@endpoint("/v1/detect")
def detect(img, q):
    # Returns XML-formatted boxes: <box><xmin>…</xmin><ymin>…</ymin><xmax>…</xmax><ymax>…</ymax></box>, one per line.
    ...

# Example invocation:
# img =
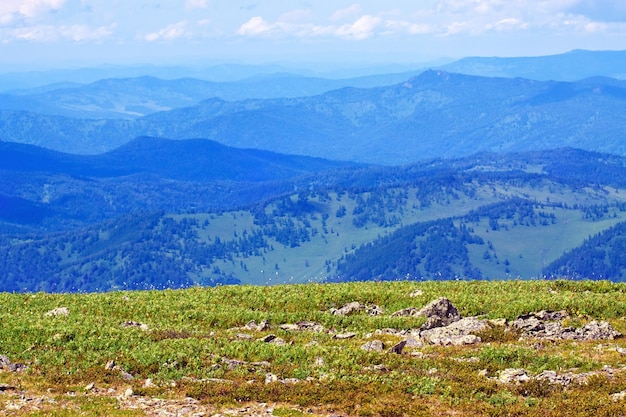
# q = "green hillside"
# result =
<box><xmin>1</xmin><ymin>280</ymin><xmax>626</xmax><ymax>416</ymax></box>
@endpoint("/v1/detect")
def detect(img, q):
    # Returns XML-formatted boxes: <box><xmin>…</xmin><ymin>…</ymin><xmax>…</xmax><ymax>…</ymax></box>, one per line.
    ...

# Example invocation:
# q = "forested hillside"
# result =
<box><xmin>4</xmin><ymin>143</ymin><xmax>626</xmax><ymax>291</ymax></box>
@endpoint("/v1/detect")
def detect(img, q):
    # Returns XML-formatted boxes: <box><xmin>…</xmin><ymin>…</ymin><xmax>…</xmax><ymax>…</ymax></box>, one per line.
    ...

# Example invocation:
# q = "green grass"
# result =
<box><xmin>2</xmin><ymin>280</ymin><xmax>626</xmax><ymax>416</ymax></box>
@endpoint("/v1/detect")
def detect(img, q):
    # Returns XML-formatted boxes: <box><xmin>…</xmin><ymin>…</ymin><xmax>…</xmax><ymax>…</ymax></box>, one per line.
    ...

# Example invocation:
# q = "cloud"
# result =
<box><xmin>7</xmin><ymin>23</ymin><xmax>114</xmax><ymax>42</ymax></box>
<box><xmin>0</xmin><ymin>0</ymin><xmax>65</xmax><ymax>25</ymax></box>
<box><xmin>237</xmin><ymin>16</ymin><xmax>273</xmax><ymax>36</ymax></box>
<box><xmin>330</xmin><ymin>4</ymin><xmax>362</xmax><ymax>22</ymax></box>
<box><xmin>335</xmin><ymin>15</ymin><xmax>382</xmax><ymax>39</ymax></box>
<box><xmin>143</xmin><ymin>21</ymin><xmax>189</xmax><ymax>42</ymax></box>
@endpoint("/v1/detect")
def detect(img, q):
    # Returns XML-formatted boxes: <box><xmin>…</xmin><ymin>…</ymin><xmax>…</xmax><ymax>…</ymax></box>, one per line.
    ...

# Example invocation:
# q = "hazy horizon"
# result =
<box><xmin>1</xmin><ymin>1</ymin><xmax>625</xmax><ymax>72</ymax></box>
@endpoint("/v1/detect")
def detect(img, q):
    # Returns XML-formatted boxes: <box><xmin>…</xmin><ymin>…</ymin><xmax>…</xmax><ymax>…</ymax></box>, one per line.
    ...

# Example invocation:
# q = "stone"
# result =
<box><xmin>279</xmin><ymin>321</ymin><xmax>325</xmax><ymax>332</ymax></box>
<box><xmin>244</xmin><ymin>320</ymin><xmax>270</xmax><ymax>331</ymax></box>
<box><xmin>265</xmin><ymin>373</ymin><xmax>279</xmax><ymax>384</ymax></box>
<box><xmin>404</xmin><ymin>336</ymin><xmax>424</xmax><ymax>348</ymax></box>
<box><xmin>333</xmin><ymin>332</ymin><xmax>356</xmax><ymax>340</ymax></box>
<box><xmin>104</xmin><ymin>360</ymin><xmax>116</xmax><ymax>370</ymax></box>
<box><xmin>330</xmin><ymin>301</ymin><xmax>383</xmax><ymax>316</ymax></box>
<box><xmin>498</xmin><ymin>368</ymin><xmax>530</xmax><ymax>384</ymax></box>
<box><xmin>143</xmin><ymin>378</ymin><xmax>155</xmax><ymax>388</ymax></box>
<box><xmin>417</xmin><ymin>298</ymin><xmax>461</xmax><ymax>330</ymax></box>
<box><xmin>510</xmin><ymin>312</ymin><xmax>621</xmax><ymax>341</ymax></box>
<box><xmin>611</xmin><ymin>390</ymin><xmax>626</xmax><ymax>402</ymax></box>
<box><xmin>331</xmin><ymin>301</ymin><xmax>364</xmax><ymax>316</ymax></box>
<box><xmin>122</xmin><ymin>388</ymin><xmax>134</xmax><ymax>398</ymax></box>
<box><xmin>84</xmin><ymin>382</ymin><xmax>95</xmax><ymax>391</ymax></box>
<box><xmin>391</xmin><ymin>307</ymin><xmax>420</xmax><ymax>317</ymax></box>
<box><xmin>257</xmin><ymin>334</ymin><xmax>276</xmax><ymax>343</ymax></box>
<box><xmin>236</xmin><ymin>333</ymin><xmax>253</xmax><ymax>340</ymax></box>
<box><xmin>313</xmin><ymin>357</ymin><xmax>326</xmax><ymax>367</ymax></box>
<box><xmin>420</xmin><ymin>317</ymin><xmax>488</xmax><ymax>346</ymax></box>
<box><xmin>45</xmin><ymin>307</ymin><xmax>69</xmax><ymax>317</ymax></box>
<box><xmin>361</xmin><ymin>340</ymin><xmax>385</xmax><ymax>352</ymax></box>
<box><xmin>409</xmin><ymin>289</ymin><xmax>424</xmax><ymax>297</ymax></box>
<box><xmin>0</xmin><ymin>355</ymin><xmax>26</xmax><ymax>372</ymax></box>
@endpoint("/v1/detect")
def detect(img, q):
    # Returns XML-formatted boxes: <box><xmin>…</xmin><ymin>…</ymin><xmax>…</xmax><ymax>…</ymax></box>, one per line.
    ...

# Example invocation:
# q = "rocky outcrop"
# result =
<box><xmin>420</xmin><ymin>317</ymin><xmax>489</xmax><ymax>346</ymax></box>
<box><xmin>279</xmin><ymin>321</ymin><xmax>325</xmax><ymax>333</ymax></box>
<box><xmin>510</xmin><ymin>310</ymin><xmax>621</xmax><ymax>341</ymax></box>
<box><xmin>330</xmin><ymin>301</ymin><xmax>383</xmax><ymax>316</ymax></box>
<box><xmin>494</xmin><ymin>365</ymin><xmax>626</xmax><ymax>387</ymax></box>
<box><xmin>391</xmin><ymin>298</ymin><xmax>460</xmax><ymax>330</ymax></box>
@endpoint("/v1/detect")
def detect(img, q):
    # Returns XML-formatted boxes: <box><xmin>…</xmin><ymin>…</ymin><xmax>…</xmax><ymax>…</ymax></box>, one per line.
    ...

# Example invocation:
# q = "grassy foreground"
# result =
<box><xmin>1</xmin><ymin>280</ymin><xmax>626</xmax><ymax>416</ymax></box>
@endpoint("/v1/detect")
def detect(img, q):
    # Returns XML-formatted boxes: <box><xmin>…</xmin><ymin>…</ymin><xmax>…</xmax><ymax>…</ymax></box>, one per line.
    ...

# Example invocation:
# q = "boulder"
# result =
<box><xmin>420</xmin><ymin>317</ymin><xmax>488</xmax><ymax>346</ymax></box>
<box><xmin>360</xmin><ymin>340</ymin><xmax>385</xmax><ymax>352</ymax></box>
<box><xmin>45</xmin><ymin>307</ymin><xmax>69</xmax><ymax>317</ymax></box>
<box><xmin>330</xmin><ymin>302</ymin><xmax>383</xmax><ymax>316</ymax></box>
<box><xmin>498</xmin><ymin>368</ymin><xmax>530</xmax><ymax>384</ymax></box>
<box><xmin>417</xmin><ymin>298</ymin><xmax>461</xmax><ymax>330</ymax></box>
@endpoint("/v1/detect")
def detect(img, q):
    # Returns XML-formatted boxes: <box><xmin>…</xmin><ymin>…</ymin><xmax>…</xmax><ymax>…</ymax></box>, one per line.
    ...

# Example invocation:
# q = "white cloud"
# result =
<box><xmin>335</xmin><ymin>15</ymin><xmax>381</xmax><ymax>39</ymax></box>
<box><xmin>143</xmin><ymin>21</ymin><xmax>189</xmax><ymax>42</ymax></box>
<box><xmin>237</xmin><ymin>16</ymin><xmax>273</xmax><ymax>36</ymax></box>
<box><xmin>0</xmin><ymin>0</ymin><xmax>65</xmax><ymax>25</ymax></box>
<box><xmin>8</xmin><ymin>23</ymin><xmax>114</xmax><ymax>42</ymax></box>
<box><xmin>330</xmin><ymin>4</ymin><xmax>362</xmax><ymax>22</ymax></box>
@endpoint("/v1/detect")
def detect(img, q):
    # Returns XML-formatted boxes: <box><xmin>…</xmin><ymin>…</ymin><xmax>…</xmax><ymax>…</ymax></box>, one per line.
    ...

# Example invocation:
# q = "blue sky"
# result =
<box><xmin>1</xmin><ymin>0</ymin><xmax>626</xmax><ymax>70</ymax></box>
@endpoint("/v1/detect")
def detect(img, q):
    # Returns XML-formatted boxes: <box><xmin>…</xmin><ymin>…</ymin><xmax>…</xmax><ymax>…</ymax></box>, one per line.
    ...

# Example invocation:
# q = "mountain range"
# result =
<box><xmin>3</xmin><ymin>49</ymin><xmax>626</xmax><ymax>292</ymax></box>
<box><xmin>2</xmin><ymin>69</ymin><xmax>625</xmax><ymax>163</ymax></box>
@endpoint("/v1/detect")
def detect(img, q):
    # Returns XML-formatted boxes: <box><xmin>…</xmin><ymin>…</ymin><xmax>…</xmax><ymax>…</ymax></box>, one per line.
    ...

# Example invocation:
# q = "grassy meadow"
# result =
<box><xmin>1</xmin><ymin>280</ymin><xmax>626</xmax><ymax>416</ymax></box>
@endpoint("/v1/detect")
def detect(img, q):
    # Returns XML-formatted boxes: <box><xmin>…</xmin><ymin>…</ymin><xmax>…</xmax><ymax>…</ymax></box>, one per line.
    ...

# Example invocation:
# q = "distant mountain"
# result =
<box><xmin>0</xmin><ymin>72</ymin><xmax>420</xmax><ymax>119</ymax></box>
<box><xmin>439</xmin><ymin>49</ymin><xmax>626</xmax><ymax>81</ymax></box>
<box><xmin>2</xmin><ymin>70</ymin><xmax>626</xmax><ymax>164</ymax></box>
<box><xmin>0</xmin><ymin>136</ymin><xmax>359</xmax><ymax>181</ymax></box>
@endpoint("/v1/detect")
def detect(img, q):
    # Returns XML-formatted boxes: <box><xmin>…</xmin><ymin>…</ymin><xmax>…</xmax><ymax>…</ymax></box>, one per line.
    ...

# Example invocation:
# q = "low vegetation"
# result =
<box><xmin>2</xmin><ymin>280</ymin><xmax>626</xmax><ymax>416</ymax></box>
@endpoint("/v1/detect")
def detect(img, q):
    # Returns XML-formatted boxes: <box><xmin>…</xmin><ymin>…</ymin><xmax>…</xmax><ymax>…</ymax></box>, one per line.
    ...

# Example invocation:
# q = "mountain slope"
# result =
<box><xmin>2</xmin><ymin>71</ymin><xmax>626</xmax><ymax>164</ymax></box>
<box><xmin>439</xmin><ymin>49</ymin><xmax>626</xmax><ymax>81</ymax></box>
<box><xmin>6</xmin><ymin>148</ymin><xmax>626</xmax><ymax>291</ymax></box>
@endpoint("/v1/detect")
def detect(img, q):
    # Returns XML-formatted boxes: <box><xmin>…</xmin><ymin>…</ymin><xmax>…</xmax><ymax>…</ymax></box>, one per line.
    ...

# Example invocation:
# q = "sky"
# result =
<box><xmin>1</xmin><ymin>0</ymin><xmax>626</xmax><ymax>70</ymax></box>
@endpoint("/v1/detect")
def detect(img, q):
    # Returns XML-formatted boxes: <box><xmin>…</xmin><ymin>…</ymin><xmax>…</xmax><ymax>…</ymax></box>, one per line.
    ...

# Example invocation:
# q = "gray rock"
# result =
<box><xmin>265</xmin><ymin>373</ymin><xmax>279</xmax><ymax>384</ymax></box>
<box><xmin>331</xmin><ymin>301</ymin><xmax>364</xmax><ymax>316</ymax></box>
<box><xmin>404</xmin><ymin>336</ymin><xmax>424</xmax><ymax>348</ymax></box>
<box><xmin>611</xmin><ymin>390</ymin><xmax>626</xmax><ymax>402</ymax></box>
<box><xmin>280</xmin><ymin>321</ymin><xmax>325</xmax><ymax>333</ymax></box>
<box><xmin>0</xmin><ymin>355</ymin><xmax>26</xmax><ymax>372</ymax></box>
<box><xmin>331</xmin><ymin>302</ymin><xmax>383</xmax><ymax>316</ymax></box>
<box><xmin>244</xmin><ymin>320</ymin><xmax>270</xmax><ymax>331</ymax></box>
<box><xmin>333</xmin><ymin>332</ymin><xmax>357</xmax><ymax>340</ymax></box>
<box><xmin>390</xmin><ymin>307</ymin><xmax>421</xmax><ymax>317</ymax></box>
<box><xmin>409</xmin><ymin>289</ymin><xmax>424</xmax><ymax>297</ymax></box>
<box><xmin>420</xmin><ymin>317</ymin><xmax>488</xmax><ymax>346</ymax></box>
<box><xmin>510</xmin><ymin>312</ymin><xmax>621</xmax><ymax>341</ymax></box>
<box><xmin>498</xmin><ymin>368</ymin><xmax>530</xmax><ymax>384</ymax></box>
<box><xmin>45</xmin><ymin>307</ymin><xmax>70</xmax><ymax>317</ymax></box>
<box><xmin>417</xmin><ymin>298</ymin><xmax>461</xmax><ymax>330</ymax></box>
<box><xmin>361</xmin><ymin>340</ymin><xmax>385</xmax><ymax>352</ymax></box>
